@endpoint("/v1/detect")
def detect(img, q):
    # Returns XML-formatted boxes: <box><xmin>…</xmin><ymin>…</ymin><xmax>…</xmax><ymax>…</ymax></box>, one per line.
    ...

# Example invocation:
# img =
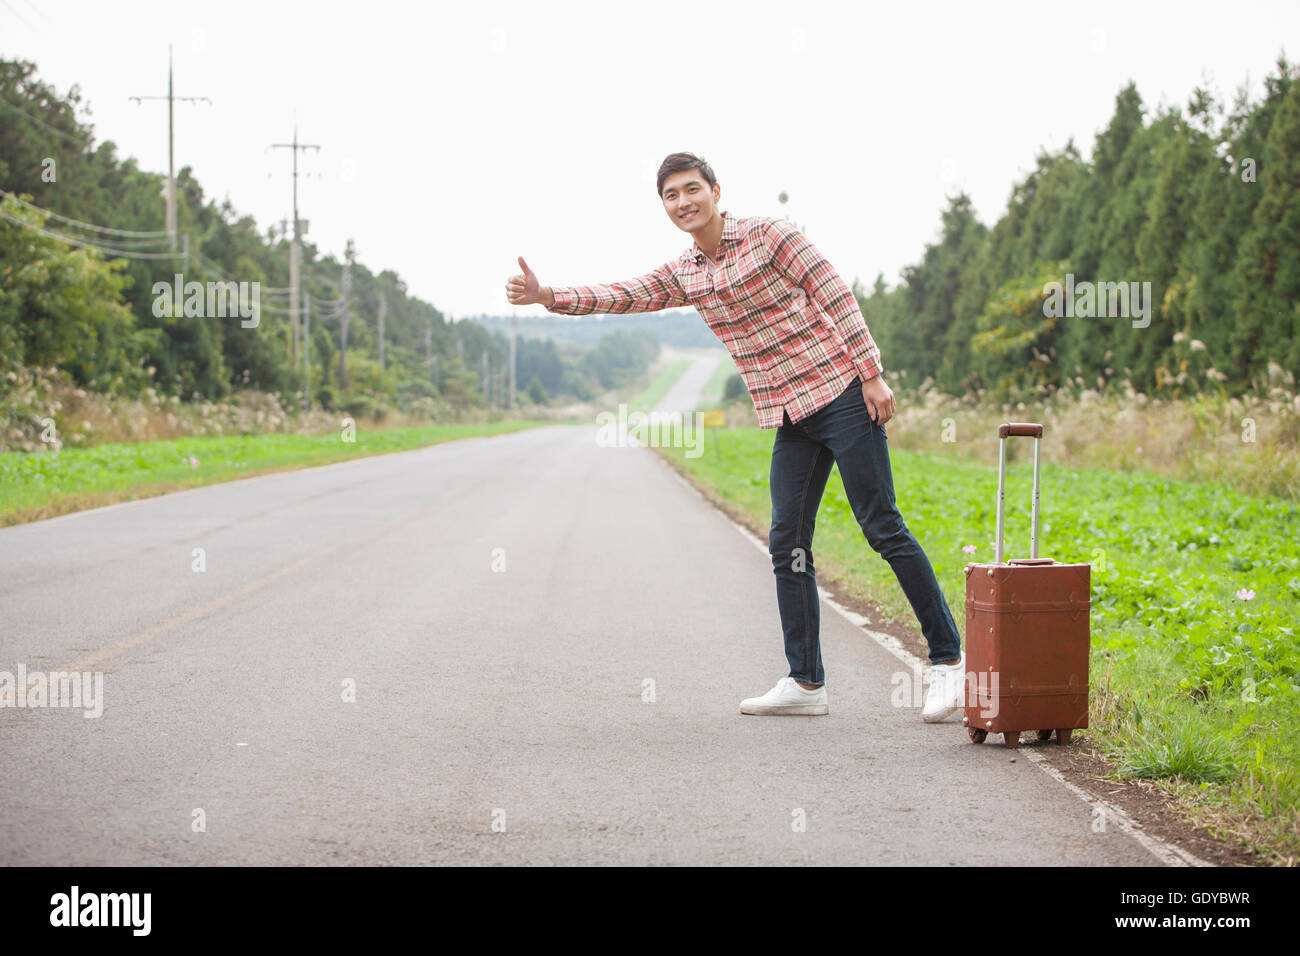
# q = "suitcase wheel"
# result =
<box><xmin>1055</xmin><ymin>728</ymin><xmax>1073</xmax><ymax>746</ymax></box>
<box><xmin>968</xmin><ymin>728</ymin><xmax>987</xmax><ymax>744</ymax></box>
<box><xmin>1036</xmin><ymin>729</ymin><xmax>1054</xmax><ymax>742</ymax></box>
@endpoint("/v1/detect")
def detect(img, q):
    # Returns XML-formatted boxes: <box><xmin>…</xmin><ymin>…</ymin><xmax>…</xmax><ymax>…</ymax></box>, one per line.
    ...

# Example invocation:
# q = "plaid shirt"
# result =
<box><xmin>545</xmin><ymin>210</ymin><xmax>884</xmax><ymax>429</ymax></box>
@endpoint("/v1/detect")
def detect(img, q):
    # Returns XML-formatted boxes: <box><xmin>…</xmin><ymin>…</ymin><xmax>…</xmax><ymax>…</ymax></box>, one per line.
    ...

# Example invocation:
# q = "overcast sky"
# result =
<box><xmin>2</xmin><ymin>1</ymin><xmax>1296</xmax><ymax>320</ymax></box>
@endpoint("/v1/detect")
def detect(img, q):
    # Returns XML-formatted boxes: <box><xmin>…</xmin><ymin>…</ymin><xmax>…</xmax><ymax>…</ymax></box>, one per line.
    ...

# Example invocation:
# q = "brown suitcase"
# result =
<box><xmin>962</xmin><ymin>423</ymin><xmax>1090</xmax><ymax>749</ymax></box>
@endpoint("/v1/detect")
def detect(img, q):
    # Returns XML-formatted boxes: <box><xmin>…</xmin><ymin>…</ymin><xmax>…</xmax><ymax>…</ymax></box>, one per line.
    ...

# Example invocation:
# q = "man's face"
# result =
<box><xmin>661</xmin><ymin>169</ymin><xmax>720</xmax><ymax>235</ymax></box>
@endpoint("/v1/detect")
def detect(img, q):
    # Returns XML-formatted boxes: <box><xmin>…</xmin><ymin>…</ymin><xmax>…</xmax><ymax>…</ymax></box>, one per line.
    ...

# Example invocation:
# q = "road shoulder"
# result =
<box><xmin>659</xmin><ymin>448</ymin><xmax>1265</xmax><ymax>868</ymax></box>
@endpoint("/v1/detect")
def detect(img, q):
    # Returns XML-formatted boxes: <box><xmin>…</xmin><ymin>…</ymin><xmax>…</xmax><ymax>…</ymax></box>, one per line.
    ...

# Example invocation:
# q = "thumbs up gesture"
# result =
<box><xmin>506</xmin><ymin>256</ymin><xmax>547</xmax><ymax>306</ymax></box>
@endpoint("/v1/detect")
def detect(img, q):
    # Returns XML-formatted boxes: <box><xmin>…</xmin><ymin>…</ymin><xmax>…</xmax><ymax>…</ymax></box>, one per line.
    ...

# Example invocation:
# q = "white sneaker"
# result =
<box><xmin>740</xmin><ymin>677</ymin><xmax>829</xmax><ymax>716</ymax></box>
<box><xmin>921</xmin><ymin>654</ymin><xmax>966</xmax><ymax>723</ymax></box>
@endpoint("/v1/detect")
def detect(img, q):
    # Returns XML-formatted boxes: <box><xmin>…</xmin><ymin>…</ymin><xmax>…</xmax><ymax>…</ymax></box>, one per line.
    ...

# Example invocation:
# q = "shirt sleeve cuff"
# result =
<box><xmin>544</xmin><ymin>288</ymin><xmax>573</xmax><ymax>313</ymax></box>
<box><xmin>856</xmin><ymin>351</ymin><xmax>884</xmax><ymax>382</ymax></box>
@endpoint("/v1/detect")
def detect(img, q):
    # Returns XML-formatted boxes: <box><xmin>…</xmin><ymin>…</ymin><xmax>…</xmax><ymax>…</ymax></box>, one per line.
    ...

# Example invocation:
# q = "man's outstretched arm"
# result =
<box><xmin>506</xmin><ymin>256</ymin><xmax>688</xmax><ymax>315</ymax></box>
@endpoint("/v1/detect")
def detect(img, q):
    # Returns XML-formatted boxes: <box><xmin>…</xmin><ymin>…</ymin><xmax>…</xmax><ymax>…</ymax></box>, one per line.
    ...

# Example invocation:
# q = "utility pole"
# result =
<box><xmin>377</xmin><ymin>294</ymin><xmax>387</xmax><ymax>369</ymax></box>
<box><xmin>304</xmin><ymin>291</ymin><xmax>312</xmax><ymax>410</ymax></box>
<box><xmin>270</xmin><ymin>125</ymin><xmax>320</xmax><ymax>364</ymax></box>
<box><xmin>482</xmin><ymin>352</ymin><xmax>490</xmax><ymax>407</ymax></box>
<box><xmin>130</xmin><ymin>44</ymin><xmax>211</xmax><ymax>251</ymax></box>
<box><xmin>339</xmin><ymin>239</ymin><xmax>354</xmax><ymax>389</ymax></box>
<box><xmin>425</xmin><ymin>320</ymin><xmax>440</xmax><ymax>389</ymax></box>
<box><xmin>274</xmin><ymin>218</ymin><xmax>293</xmax><ymax>359</ymax></box>
<box><xmin>509</xmin><ymin>316</ymin><xmax>517</xmax><ymax>410</ymax></box>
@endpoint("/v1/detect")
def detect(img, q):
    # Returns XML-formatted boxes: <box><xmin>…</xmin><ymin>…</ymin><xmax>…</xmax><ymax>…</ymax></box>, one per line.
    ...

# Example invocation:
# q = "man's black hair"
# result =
<box><xmin>657</xmin><ymin>152</ymin><xmax>717</xmax><ymax>197</ymax></box>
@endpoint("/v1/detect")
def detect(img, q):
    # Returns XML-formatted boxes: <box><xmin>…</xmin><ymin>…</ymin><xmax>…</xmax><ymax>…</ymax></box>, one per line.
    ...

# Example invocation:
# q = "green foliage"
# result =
<box><xmin>0</xmin><ymin>57</ymin><xmax>629</xmax><ymax>419</ymax></box>
<box><xmin>858</xmin><ymin>57</ymin><xmax>1300</xmax><ymax>400</ymax></box>
<box><xmin>578</xmin><ymin>329</ymin><xmax>659</xmax><ymax>389</ymax></box>
<box><xmin>0</xmin><ymin>195</ymin><xmax>158</xmax><ymax>390</ymax></box>
<box><xmin>1115</xmin><ymin>715</ymin><xmax>1238</xmax><ymax>784</ymax></box>
<box><xmin>1232</xmin><ymin>67</ymin><xmax>1300</xmax><ymax>380</ymax></box>
<box><xmin>971</xmin><ymin>261</ymin><xmax>1063</xmax><ymax>396</ymax></box>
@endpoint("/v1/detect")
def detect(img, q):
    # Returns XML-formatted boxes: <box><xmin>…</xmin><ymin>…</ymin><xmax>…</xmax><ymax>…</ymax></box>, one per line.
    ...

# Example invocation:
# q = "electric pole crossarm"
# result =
<box><xmin>129</xmin><ymin>44</ymin><xmax>211</xmax><ymax>251</ymax></box>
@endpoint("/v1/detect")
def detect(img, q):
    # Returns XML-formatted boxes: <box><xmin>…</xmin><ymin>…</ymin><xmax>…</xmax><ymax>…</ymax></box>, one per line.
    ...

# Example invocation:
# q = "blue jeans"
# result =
<box><xmin>768</xmin><ymin>376</ymin><xmax>963</xmax><ymax>686</ymax></box>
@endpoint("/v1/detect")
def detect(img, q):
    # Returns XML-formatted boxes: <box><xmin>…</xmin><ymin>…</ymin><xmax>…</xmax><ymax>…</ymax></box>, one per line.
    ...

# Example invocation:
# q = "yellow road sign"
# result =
<box><xmin>700</xmin><ymin>410</ymin><xmax>726</xmax><ymax>427</ymax></box>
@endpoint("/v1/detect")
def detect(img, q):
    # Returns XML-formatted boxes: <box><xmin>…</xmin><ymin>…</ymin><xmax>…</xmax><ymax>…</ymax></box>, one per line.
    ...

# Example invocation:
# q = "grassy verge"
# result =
<box><xmin>0</xmin><ymin>421</ymin><xmax>544</xmax><ymax>526</ymax></box>
<box><xmin>0</xmin><ymin>350</ymin><xmax>692</xmax><ymax>527</ymax></box>
<box><xmin>652</xmin><ymin>426</ymin><xmax>1300</xmax><ymax>864</ymax></box>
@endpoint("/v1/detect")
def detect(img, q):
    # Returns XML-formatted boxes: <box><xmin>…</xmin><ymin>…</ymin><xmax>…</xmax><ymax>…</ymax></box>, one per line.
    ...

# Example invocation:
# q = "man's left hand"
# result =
<box><xmin>861</xmin><ymin>374</ymin><xmax>895</xmax><ymax>425</ymax></box>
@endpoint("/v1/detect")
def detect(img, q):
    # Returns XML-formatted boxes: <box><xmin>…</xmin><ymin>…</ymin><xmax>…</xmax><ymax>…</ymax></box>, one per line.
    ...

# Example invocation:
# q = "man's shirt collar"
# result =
<box><xmin>686</xmin><ymin>209</ymin><xmax>739</xmax><ymax>265</ymax></box>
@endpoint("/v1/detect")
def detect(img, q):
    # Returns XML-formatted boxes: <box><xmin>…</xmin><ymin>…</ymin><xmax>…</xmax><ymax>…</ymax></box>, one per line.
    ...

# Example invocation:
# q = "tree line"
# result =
<box><xmin>860</xmin><ymin>55</ymin><xmax>1299</xmax><ymax>400</ymax></box>
<box><xmin>5</xmin><ymin>55</ymin><xmax>1296</xmax><ymax>415</ymax></box>
<box><xmin>0</xmin><ymin>58</ymin><xmax>656</xmax><ymax>416</ymax></box>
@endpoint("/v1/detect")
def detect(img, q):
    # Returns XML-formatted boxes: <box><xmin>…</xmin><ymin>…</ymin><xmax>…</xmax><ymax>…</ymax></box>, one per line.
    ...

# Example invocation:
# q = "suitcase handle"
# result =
<box><xmin>998</xmin><ymin>422</ymin><xmax>1044</xmax><ymax>439</ymax></box>
<box><xmin>995</xmin><ymin>422</ymin><xmax>1043</xmax><ymax>565</ymax></box>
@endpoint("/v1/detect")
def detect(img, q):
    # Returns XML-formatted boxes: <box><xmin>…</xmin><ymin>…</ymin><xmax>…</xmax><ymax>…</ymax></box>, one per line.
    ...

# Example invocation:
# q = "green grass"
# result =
<box><xmin>653</xmin><ymin>426</ymin><xmax>1300</xmax><ymax>862</ymax></box>
<box><xmin>1114</xmin><ymin>713</ymin><xmax>1238</xmax><ymax>784</ymax></box>
<box><xmin>0</xmin><ymin>421</ymin><xmax>545</xmax><ymax>525</ymax></box>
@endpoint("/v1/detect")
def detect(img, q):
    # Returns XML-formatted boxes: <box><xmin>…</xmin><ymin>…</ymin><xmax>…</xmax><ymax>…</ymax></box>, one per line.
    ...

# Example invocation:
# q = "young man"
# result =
<box><xmin>505</xmin><ymin>152</ymin><xmax>966</xmax><ymax>722</ymax></box>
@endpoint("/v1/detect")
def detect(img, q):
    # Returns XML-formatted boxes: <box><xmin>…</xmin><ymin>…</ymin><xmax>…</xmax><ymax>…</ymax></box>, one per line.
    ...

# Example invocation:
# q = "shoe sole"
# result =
<box><xmin>740</xmin><ymin>703</ymin><xmax>829</xmax><ymax>716</ymax></box>
<box><xmin>921</xmin><ymin>703</ymin><xmax>960</xmax><ymax>723</ymax></box>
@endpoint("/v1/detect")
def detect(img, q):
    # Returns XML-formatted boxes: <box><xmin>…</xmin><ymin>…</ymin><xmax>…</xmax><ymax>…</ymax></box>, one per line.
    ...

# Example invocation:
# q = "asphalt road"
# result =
<box><xmin>0</xmin><ymin>417</ymin><xmax>1166</xmax><ymax>865</ymax></box>
<box><xmin>651</xmin><ymin>347</ymin><xmax>724</xmax><ymax>416</ymax></box>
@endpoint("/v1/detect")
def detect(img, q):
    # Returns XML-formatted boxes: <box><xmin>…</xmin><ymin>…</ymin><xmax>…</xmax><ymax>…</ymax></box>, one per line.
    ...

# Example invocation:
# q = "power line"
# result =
<box><xmin>0</xmin><ymin>190</ymin><xmax>177</xmax><ymax>260</ymax></box>
<box><xmin>0</xmin><ymin>208</ymin><xmax>179</xmax><ymax>260</ymax></box>
<box><xmin>53</xmin><ymin>232</ymin><xmax>171</xmax><ymax>249</ymax></box>
<box><xmin>0</xmin><ymin>94</ymin><xmax>89</xmax><ymax>148</ymax></box>
<box><xmin>14</xmin><ymin>0</ymin><xmax>53</xmax><ymax>30</ymax></box>
<box><xmin>0</xmin><ymin>188</ymin><xmax>170</xmax><ymax>237</ymax></box>
<box><xmin>0</xmin><ymin>0</ymin><xmax>38</xmax><ymax>35</ymax></box>
<box><xmin>192</xmin><ymin>250</ymin><xmax>235</xmax><ymax>276</ymax></box>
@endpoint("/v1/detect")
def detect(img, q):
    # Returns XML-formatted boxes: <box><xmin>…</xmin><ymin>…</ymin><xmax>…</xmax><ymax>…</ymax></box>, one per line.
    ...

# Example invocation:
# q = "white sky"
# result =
<box><xmin>2</xmin><ymin>0</ymin><xmax>1296</xmax><ymax>320</ymax></box>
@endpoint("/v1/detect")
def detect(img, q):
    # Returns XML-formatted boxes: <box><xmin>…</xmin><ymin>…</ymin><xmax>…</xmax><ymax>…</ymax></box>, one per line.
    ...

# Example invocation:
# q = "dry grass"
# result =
<box><xmin>7</xmin><ymin>361</ymin><xmax>1297</xmax><ymax>503</ymax></box>
<box><xmin>882</xmin><ymin>365</ymin><xmax>1300</xmax><ymax>501</ymax></box>
<box><xmin>0</xmin><ymin>365</ymin><xmax>555</xmax><ymax>451</ymax></box>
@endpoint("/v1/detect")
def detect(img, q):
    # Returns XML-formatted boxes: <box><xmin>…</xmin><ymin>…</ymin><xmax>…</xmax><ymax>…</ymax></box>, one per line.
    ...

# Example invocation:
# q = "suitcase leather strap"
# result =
<box><xmin>968</xmin><ymin>596</ymin><xmax>1090</xmax><ymax>613</ymax></box>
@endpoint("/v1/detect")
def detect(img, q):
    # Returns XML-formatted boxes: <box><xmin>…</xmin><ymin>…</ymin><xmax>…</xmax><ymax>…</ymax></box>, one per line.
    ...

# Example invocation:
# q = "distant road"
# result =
<box><xmin>650</xmin><ymin>347</ymin><xmax>724</xmax><ymax>416</ymax></box>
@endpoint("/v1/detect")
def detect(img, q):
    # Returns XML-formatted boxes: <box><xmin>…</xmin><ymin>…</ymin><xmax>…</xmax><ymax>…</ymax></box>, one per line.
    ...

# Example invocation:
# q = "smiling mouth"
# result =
<box><xmin>679</xmin><ymin>210</ymin><xmax>697</xmax><ymax>220</ymax></box>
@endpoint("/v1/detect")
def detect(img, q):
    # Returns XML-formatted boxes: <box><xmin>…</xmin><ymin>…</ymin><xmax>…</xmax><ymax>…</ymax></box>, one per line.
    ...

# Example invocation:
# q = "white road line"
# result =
<box><xmin>651</xmin><ymin>445</ymin><xmax>1213</xmax><ymax>868</ymax></box>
